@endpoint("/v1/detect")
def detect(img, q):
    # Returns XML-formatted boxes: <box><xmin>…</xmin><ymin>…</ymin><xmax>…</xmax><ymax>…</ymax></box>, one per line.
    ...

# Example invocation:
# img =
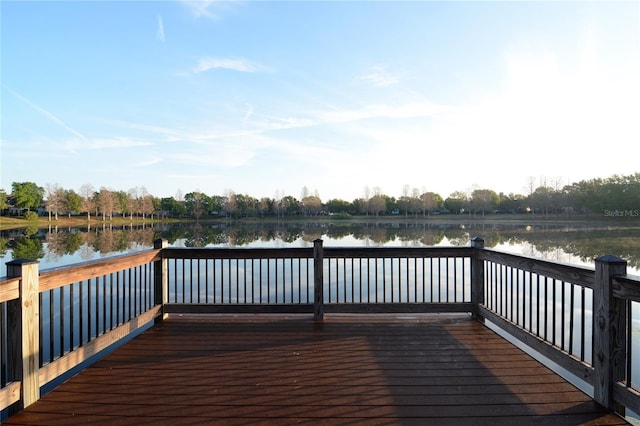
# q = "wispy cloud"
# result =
<box><xmin>357</xmin><ymin>66</ymin><xmax>399</xmax><ymax>87</ymax></box>
<box><xmin>192</xmin><ymin>57</ymin><xmax>270</xmax><ymax>74</ymax></box>
<box><xmin>242</xmin><ymin>104</ymin><xmax>253</xmax><ymax>127</ymax></box>
<box><xmin>4</xmin><ymin>85</ymin><xmax>87</xmax><ymax>141</ymax></box>
<box><xmin>180</xmin><ymin>0</ymin><xmax>220</xmax><ymax>19</ymax></box>
<box><xmin>133</xmin><ymin>156</ymin><xmax>163</xmax><ymax>168</ymax></box>
<box><xmin>314</xmin><ymin>101</ymin><xmax>451</xmax><ymax>124</ymax></box>
<box><xmin>168</xmin><ymin>173</ymin><xmax>221</xmax><ymax>180</ymax></box>
<box><xmin>63</xmin><ymin>137</ymin><xmax>152</xmax><ymax>153</ymax></box>
<box><xmin>96</xmin><ymin>118</ymin><xmax>184</xmax><ymax>139</ymax></box>
<box><xmin>156</xmin><ymin>15</ymin><xmax>165</xmax><ymax>42</ymax></box>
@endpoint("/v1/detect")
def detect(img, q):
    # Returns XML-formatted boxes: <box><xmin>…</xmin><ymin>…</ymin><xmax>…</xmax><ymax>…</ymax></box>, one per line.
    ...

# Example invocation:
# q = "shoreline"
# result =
<box><xmin>2</xmin><ymin>213</ymin><xmax>639</xmax><ymax>232</ymax></box>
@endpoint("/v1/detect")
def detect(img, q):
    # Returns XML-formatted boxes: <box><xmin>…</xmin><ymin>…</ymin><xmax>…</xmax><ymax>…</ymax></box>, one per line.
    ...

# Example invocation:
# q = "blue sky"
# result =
<box><xmin>2</xmin><ymin>1</ymin><xmax>639</xmax><ymax>202</ymax></box>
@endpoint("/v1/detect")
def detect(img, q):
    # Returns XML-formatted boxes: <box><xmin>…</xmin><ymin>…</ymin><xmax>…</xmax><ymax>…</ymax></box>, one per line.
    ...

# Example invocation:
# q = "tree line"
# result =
<box><xmin>1</xmin><ymin>173</ymin><xmax>639</xmax><ymax>220</ymax></box>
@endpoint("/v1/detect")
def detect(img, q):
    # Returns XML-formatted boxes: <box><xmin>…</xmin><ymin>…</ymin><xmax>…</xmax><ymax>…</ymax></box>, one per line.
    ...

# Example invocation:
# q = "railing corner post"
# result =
<box><xmin>6</xmin><ymin>259</ymin><xmax>41</xmax><ymax>410</ymax></box>
<box><xmin>313</xmin><ymin>238</ymin><xmax>324</xmax><ymax>321</ymax></box>
<box><xmin>470</xmin><ymin>237</ymin><xmax>485</xmax><ymax>249</ymax></box>
<box><xmin>154</xmin><ymin>239</ymin><xmax>169</xmax><ymax>321</ymax></box>
<box><xmin>470</xmin><ymin>237</ymin><xmax>485</xmax><ymax>321</ymax></box>
<box><xmin>593</xmin><ymin>254</ymin><xmax>627</xmax><ymax>412</ymax></box>
<box><xmin>154</xmin><ymin>238</ymin><xmax>168</xmax><ymax>249</ymax></box>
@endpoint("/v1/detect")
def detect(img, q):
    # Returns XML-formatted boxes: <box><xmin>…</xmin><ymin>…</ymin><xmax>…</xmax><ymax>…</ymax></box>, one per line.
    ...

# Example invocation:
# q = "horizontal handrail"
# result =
<box><xmin>38</xmin><ymin>249</ymin><xmax>162</xmax><ymax>292</ymax></box>
<box><xmin>162</xmin><ymin>247</ymin><xmax>312</xmax><ymax>260</ymax></box>
<box><xmin>612</xmin><ymin>273</ymin><xmax>640</xmax><ymax>302</ymax></box>
<box><xmin>477</xmin><ymin>249</ymin><xmax>595</xmax><ymax>289</ymax></box>
<box><xmin>0</xmin><ymin>277</ymin><xmax>20</xmax><ymax>303</ymax></box>
<box><xmin>324</xmin><ymin>246</ymin><xmax>474</xmax><ymax>258</ymax></box>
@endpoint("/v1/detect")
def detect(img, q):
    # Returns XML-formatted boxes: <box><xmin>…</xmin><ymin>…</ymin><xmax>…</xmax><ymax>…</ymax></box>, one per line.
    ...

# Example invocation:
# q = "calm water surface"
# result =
<box><xmin>2</xmin><ymin>220</ymin><xmax>640</xmax><ymax>274</ymax></box>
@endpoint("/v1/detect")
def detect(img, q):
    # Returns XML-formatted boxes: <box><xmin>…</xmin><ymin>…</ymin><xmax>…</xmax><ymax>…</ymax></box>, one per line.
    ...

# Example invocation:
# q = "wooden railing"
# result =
<box><xmin>0</xmin><ymin>248</ymin><xmax>162</xmax><ymax>415</ymax></box>
<box><xmin>474</xmin><ymin>241</ymin><xmax>640</xmax><ymax>417</ymax></box>
<box><xmin>161</xmin><ymin>241</ymin><xmax>475</xmax><ymax>316</ymax></box>
<box><xmin>1</xmin><ymin>238</ymin><xmax>638</xmax><ymax>419</ymax></box>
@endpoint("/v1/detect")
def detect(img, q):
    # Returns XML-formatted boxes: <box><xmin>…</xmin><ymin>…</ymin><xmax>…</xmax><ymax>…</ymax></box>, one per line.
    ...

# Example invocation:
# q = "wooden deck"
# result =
<box><xmin>4</xmin><ymin>314</ymin><xmax>628</xmax><ymax>425</ymax></box>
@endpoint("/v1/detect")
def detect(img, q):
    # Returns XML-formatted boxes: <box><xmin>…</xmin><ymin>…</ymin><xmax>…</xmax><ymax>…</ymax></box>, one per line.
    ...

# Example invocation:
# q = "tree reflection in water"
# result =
<box><xmin>1</xmin><ymin>220</ymin><xmax>639</xmax><ymax>273</ymax></box>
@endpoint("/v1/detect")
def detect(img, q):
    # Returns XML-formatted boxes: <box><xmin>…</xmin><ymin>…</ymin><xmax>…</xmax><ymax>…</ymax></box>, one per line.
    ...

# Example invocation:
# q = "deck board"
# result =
<box><xmin>4</xmin><ymin>313</ymin><xmax>628</xmax><ymax>425</ymax></box>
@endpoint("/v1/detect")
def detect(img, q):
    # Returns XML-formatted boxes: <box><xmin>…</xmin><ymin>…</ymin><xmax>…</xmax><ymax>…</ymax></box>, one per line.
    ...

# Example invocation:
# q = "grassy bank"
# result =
<box><xmin>0</xmin><ymin>216</ymin><xmax>172</xmax><ymax>231</ymax></box>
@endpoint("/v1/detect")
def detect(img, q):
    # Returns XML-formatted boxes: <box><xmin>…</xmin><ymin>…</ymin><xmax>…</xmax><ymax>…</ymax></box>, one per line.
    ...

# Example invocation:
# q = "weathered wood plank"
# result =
<box><xmin>613</xmin><ymin>382</ymin><xmax>640</xmax><ymax>415</ymax></box>
<box><xmin>324</xmin><ymin>246</ymin><xmax>474</xmax><ymax>259</ymax></box>
<box><xmin>6</xmin><ymin>260</ymin><xmax>40</xmax><ymax>409</ymax></box>
<box><xmin>0</xmin><ymin>381</ymin><xmax>21</xmax><ymax>411</ymax></box>
<box><xmin>0</xmin><ymin>277</ymin><xmax>20</xmax><ymax>303</ymax></box>
<box><xmin>161</xmin><ymin>247</ymin><xmax>313</xmax><ymax>260</ymax></box>
<box><xmin>612</xmin><ymin>274</ymin><xmax>640</xmax><ymax>303</ymax></box>
<box><xmin>593</xmin><ymin>255</ymin><xmax>628</xmax><ymax>410</ymax></box>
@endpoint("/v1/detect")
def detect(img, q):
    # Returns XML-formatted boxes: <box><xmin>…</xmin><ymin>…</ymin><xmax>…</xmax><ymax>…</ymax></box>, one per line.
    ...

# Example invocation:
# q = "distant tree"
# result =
<box><xmin>301</xmin><ymin>195</ymin><xmax>322</xmax><ymax>216</ymax></box>
<box><xmin>79</xmin><ymin>184</ymin><xmax>95</xmax><ymax>220</ymax></box>
<box><xmin>140</xmin><ymin>187</ymin><xmax>155</xmax><ymax>219</ymax></box>
<box><xmin>64</xmin><ymin>189</ymin><xmax>83</xmax><ymax>217</ymax></box>
<box><xmin>45</xmin><ymin>183</ymin><xmax>63</xmax><ymax>220</ymax></box>
<box><xmin>54</xmin><ymin>187</ymin><xmax>68</xmax><ymax>219</ymax></box>
<box><xmin>225</xmin><ymin>190</ymin><xmax>237</xmax><ymax>218</ymax></box>
<box><xmin>234</xmin><ymin>194</ymin><xmax>257</xmax><ymax>217</ymax></box>
<box><xmin>444</xmin><ymin>191</ymin><xmax>468</xmax><ymax>214</ymax></box>
<box><xmin>352</xmin><ymin>198</ymin><xmax>367</xmax><ymax>215</ymax></box>
<box><xmin>0</xmin><ymin>189</ymin><xmax>8</xmax><ymax>212</ymax></box>
<box><xmin>420</xmin><ymin>192</ymin><xmax>443</xmax><ymax>216</ymax></box>
<box><xmin>399</xmin><ymin>184</ymin><xmax>411</xmax><ymax>216</ymax></box>
<box><xmin>210</xmin><ymin>195</ymin><xmax>226</xmax><ymax>214</ymax></box>
<box><xmin>363</xmin><ymin>186</ymin><xmax>371</xmax><ymax>216</ymax></box>
<box><xmin>398</xmin><ymin>195</ymin><xmax>411</xmax><ymax>216</ymax></box>
<box><xmin>369</xmin><ymin>195</ymin><xmax>386</xmax><ymax>216</ymax></box>
<box><xmin>97</xmin><ymin>187</ymin><xmax>115</xmax><ymax>220</ymax></box>
<box><xmin>160</xmin><ymin>197</ymin><xmax>186</xmax><ymax>218</ymax></box>
<box><xmin>385</xmin><ymin>195</ymin><xmax>398</xmax><ymax>214</ymax></box>
<box><xmin>12</xmin><ymin>181</ymin><xmax>44</xmax><ymax>212</ymax></box>
<box><xmin>409</xmin><ymin>188</ymin><xmax>422</xmax><ymax>217</ymax></box>
<box><xmin>185</xmin><ymin>191</ymin><xmax>212</xmax><ymax>219</ymax></box>
<box><xmin>497</xmin><ymin>193</ymin><xmax>525</xmax><ymax>213</ymax></box>
<box><xmin>528</xmin><ymin>186</ymin><xmax>555</xmax><ymax>215</ymax></box>
<box><xmin>325</xmin><ymin>199</ymin><xmax>354</xmax><ymax>215</ymax></box>
<box><xmin>257</xmin><ymin>197</ymin><xmax>273</xmax><ymax>217</ymax></box>
<box><xmin>280</xmin><ymin>195</ymin><xmax>300</xmax><ymax>216</ymax></box>
<box><xmin>469</xmin><ymin>189</ymin><xmax>499</xmax><ymax>215</ymax></box>
<box><xmin>369</xmin><ymin>187</ymin><xmax>385</xmax><ymax>216</ymax></box>
<box><xmin>127</xmin><ymin>187</ymin><xmax>141</xmax><ymax>218</ymax></box>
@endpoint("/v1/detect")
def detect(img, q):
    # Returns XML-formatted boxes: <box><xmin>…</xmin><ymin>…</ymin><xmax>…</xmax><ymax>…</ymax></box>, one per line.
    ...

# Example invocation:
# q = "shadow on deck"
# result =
<box><xmin>4</xmin><ymin>314</ymin><xmax>627</xmax><ymax>425</ymax></box>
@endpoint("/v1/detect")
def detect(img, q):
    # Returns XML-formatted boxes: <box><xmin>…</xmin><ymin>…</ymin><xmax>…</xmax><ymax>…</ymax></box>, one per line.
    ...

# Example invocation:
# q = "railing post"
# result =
<box><xmin>470</xmin><ymin>237</ymin><xmax>485</xmax><ymax>321</ymax></box>
<box><xmin>313</xmin><ymin>238</ymin><xmax>324</xmax><ymax>321</ymax></box>
<box><xmin>593</xmin><ymin>254</ymin><xmax>627</xmax><ymax>412</ymax></box>
<box><xmin>6</xmin><ymin>259</ymin><xmax>40</xmax><ymax>410</ymax></box>
<box><xmin>154</xmin><ymin>239</ymin><xmax>169</xmax><ymax>321</ymax></box>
